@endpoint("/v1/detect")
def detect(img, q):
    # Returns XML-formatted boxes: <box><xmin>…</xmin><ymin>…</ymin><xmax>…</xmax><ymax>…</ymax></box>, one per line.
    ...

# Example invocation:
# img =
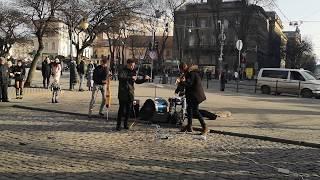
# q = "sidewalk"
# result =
<box><xmin>4</xmin><ymin>79</ymin><xmax>320</xmax><ymax>146</ymax></box>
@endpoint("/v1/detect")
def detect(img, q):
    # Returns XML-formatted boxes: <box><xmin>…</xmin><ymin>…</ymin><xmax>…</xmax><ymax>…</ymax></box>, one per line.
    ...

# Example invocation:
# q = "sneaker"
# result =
<box><xmin>201</xmin><ymin>126</ymin><xmax>209</xmax><ymax>136</ymax></box>
<box><xmin>19</xmin><ymin>96</ymin><xmax>23</xmax><ymax>99</ymax></box>
<box><xmin>116</xmin><ymin>126</ymin><xmax>121</xmax><ymax>131</ymax></box>
<box><xmin>99</xmin><ymin>112</ymin><xmax>104</xmax><ymax>117</ymax></box>
<box><xmin>55</xmin><ymin>100</ymin><xmax>59</xmax><ymax>103</ymax></box>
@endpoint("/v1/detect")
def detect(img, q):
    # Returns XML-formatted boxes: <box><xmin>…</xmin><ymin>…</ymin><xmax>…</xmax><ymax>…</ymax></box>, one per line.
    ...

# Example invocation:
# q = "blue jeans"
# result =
<box><xmin>89</xmin><ymin>84</ymin><xmax>106</xmax><ymax>114</ymax></box>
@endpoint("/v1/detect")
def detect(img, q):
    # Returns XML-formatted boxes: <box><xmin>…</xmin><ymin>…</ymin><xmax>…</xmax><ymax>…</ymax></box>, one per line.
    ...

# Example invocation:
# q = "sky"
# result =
<box><xmin>275</xmin><ymin>0</ymin><xmax>320</xmax><ymax>61</ymax></box>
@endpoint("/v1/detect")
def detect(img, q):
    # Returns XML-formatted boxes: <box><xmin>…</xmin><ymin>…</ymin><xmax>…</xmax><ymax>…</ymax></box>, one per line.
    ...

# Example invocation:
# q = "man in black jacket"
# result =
<box><xmin>42</xmin><ymin>57</ymin><xmax>51</xmax><ymax>88</ymax></box>
<box><xmin>0</xmin><ymin>57</ymin><xmax>9</xmax><ymax>102</ymax></box>
<box><xmin>177</xmin><ymin>63</ymin><xmax>208</xmax><ymax>135</ymax></box>
<box><xmin>116</xmin><ymin>59</ymin><xmax>150</xmax><ymax>131</ymax></box>
<box><xmin>88</xmin><ymin>57</ymin><xmax>110</xmax><ymax>117</ymax></box>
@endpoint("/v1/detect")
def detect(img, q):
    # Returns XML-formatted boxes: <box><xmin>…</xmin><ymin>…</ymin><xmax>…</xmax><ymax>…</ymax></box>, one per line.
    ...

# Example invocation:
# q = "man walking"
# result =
<box><xmin>41</xmin><ymin>57</ymin><xmax>51</xmax><ymax>88</ymax></box>
<box><xmin>88</xmin><ymin>57</ymin><xmax>110</xmax><ymax>117</ymax></box>
<box><xmin>116</xmin><ymin>59</ymin><xmax>150</xmax><ymax>131</ymax></box>
<box><xmin>0</xmin><ymin>57</ymin><xmax>9</xmax><ymax>102</ymax></box>
<box><xmin>78</xmin><ymin>59</ymin><xmax>86</xmax><ymax>91</ymax></box>
<box><xmin>177</xmin><ymin>63</ymin><xmax>208</xmax><ymax>135</ymax></box>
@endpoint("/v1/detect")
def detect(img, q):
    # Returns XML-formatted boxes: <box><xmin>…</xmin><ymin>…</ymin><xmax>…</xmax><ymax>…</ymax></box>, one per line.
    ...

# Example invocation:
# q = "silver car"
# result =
<box><xmin>257</xmin><ymin>68</ymin><xmax>320</xmax><ymax>98</ymax></box>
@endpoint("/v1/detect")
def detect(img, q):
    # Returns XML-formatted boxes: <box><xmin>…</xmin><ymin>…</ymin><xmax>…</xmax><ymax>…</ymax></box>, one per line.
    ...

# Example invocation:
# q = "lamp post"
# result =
<box><xmin>69</xmin><ymin>17</ymin><xmax>89</xmax><ymax>90</ymax></box>
<box><xmin>218</xmin><ymin>20</ymin><xmax>226</xmax><ymax>79</ymax></box>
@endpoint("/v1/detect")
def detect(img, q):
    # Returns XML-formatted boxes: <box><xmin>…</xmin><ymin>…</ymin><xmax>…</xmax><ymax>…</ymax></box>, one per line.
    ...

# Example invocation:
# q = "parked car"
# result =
<box><xmin>257</xmin><ymin>68</ymin><xmax>320</xmax><ymax>98</ymax></box>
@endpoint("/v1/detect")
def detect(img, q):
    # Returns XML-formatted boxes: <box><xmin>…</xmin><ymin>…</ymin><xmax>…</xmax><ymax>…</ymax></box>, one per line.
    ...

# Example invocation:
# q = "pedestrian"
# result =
<box><xmin>7</xmin><ymin>61</ymin><xmax>13</xmax><ymax>87</ymax></box>
<box><xmin>0</xmin><ymin>57</ymin><xmax>10</xmax><ymax>102</ymax></box>
<box><xmin>220</xmin><ymin>71</ymin><xmax>227</xmax><ymax>92</ymax></box>
<box><xmin>177</xmin><ymin>63</ymin><xmax>208</xmax><ymax>135</ymax></box>
<box><xmin>69</xmin><ymin>59</ymin><xmax>78</xmax><ymax>90</ymax></box>
<box><xmin>12</xmin><ymin>60</ymin><xmax>26</xmax><ymax>99</ymax></box>
<box><xmin>77</xmin><ymin>59</ymin><xmax>86</xmax><ymax>91</ymax></box>
<box><xmin>88</xmin><ymin>57</ymin><xmax>111</xmax><ymax>117</ymax></box>
<box><xmin>234</xmin><ymin>71</ymin><xmax>239</xmax><ymax>81</ymax></box>
<box><xmin>116</xmin><ymin>59</ymin><xmax>150</xmax><ymax>131</ymax></box>
<box><xmin>86</xmin><ymin>60</ymin><xmax>95</xmax><ymax>91</ymax></box>
<box><xmin>50</xmin><ymin>59</ymin><xmax>62</xmax><ymax>103</ymax></box>
<box><xmin>41</xmin><ymin>57</ymin><xmax>51</xmax><ymax>88</ymax></box>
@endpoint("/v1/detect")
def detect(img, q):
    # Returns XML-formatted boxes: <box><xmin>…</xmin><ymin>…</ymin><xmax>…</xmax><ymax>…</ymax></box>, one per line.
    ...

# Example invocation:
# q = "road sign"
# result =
<box><xmin>236</xmin><ymin>40</ymin><xmax>243</xmax><ymax>51</ymax></box>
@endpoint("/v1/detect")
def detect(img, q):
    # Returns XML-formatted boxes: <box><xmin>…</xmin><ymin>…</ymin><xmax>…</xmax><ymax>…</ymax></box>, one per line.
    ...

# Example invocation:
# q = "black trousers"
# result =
<box><xmin>116</xmin><ymin>100</ymin><xmax>133</xmax><ymax>128</ymax></box>
<box><xmin>186</xmin><ymin>99</ymin><xmax>206</xmax><ymax>129</ymax></box>
<box><xmin>0</xmin><ymin>84</ymin><xmax>8</xmax><ymax>101</ymax></box>
<box><xmin>43</xmin><ymin>76</ymin><xmax>50</xmax><ymax>88</ymax></box>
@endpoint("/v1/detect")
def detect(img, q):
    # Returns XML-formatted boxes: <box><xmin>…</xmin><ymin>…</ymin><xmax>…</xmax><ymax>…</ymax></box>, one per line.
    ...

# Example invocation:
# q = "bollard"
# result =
<box><xmin>298</xmin><ymin>81</ymin><xmax>301</xmax><ymax>98</ymax></box>
<box><xmin>236</xmin><ymin>80</ymin><xmax>239</xmax><ymax>93</ymax></box>
<box><xmin>275</xmin><ymin>80</ymin><xmax>278</xmax><ymax>96</ymax></box>
<box><xmin>254</xmin><ymin>79</ymin><xmax>257</xmax><ymax>93</ymax></box>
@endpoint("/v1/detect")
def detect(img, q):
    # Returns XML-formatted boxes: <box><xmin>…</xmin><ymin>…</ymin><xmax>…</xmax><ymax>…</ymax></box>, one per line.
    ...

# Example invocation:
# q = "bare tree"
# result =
<box><xmin>286</xmin><ymin>38</ymin><xmax>316</xmax><ymax>71</ymax></box>
<box><xmin>60</xmin><ymin>0</ymin><xmax>141</xmax><ymax>64</ymax></box>
<box><xmin>0</xmin><ymin>5</ymin><xmax>28</xmax><ymax>58</ymax></box>
<box><xmin>16</xmin><ymin>0</ymin><xmax>67</xmax><ymax>86</ymax></box>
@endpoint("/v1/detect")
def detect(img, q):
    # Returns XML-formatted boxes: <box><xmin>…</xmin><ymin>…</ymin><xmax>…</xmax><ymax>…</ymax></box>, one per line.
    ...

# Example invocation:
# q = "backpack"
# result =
<box><xmin>139</xmin><ymin>99</ymin><xmax>156</xmax><ymax>121</ymax></box>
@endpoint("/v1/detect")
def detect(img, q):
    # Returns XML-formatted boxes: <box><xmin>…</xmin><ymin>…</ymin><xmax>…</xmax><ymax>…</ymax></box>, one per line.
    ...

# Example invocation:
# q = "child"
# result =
<box><xmin>50</xmin><ymin>80</ymin><xmax>61</xmax><ymax>103</ymax></box>
<box><xmin>86</xmin><ymin>61</ymin><xmax>95</xmax><ymax>91</ymax></box>
<box><xmin>12</xmin><ymin>60</ymin><xmax>26</xmax><ymax>99</ymax></box>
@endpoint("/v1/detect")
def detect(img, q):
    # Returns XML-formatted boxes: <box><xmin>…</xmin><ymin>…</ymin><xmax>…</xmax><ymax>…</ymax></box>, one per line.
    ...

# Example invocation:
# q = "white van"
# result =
<box><xmin>257</xmin><ymin>68</ymin><xmax>320</xmax><ymax>98</ymax></box>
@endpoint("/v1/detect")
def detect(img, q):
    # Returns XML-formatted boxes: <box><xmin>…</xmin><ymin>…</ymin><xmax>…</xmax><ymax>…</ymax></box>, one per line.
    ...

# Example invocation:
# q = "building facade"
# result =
<box><xmin>174</xmin><ymin>0</ymin><xmax>287</xmax><ymax>76</ymax></box>
<box><xmin>33</xmin><ymin>18</ymin><xmax>92</xmax><ymax>60</ymax></box>
<box><xmin>9</xmin><ymin>39</ymin><xmax>34</xmax><ymax>61</ymax></box>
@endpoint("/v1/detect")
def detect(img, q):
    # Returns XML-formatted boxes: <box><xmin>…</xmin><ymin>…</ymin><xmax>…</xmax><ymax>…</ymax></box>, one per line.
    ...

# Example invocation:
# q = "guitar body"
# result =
<box><xmin>106</xmin><ymin>78</ymin><xmax>111</xmax><ymax>108</ymax></box>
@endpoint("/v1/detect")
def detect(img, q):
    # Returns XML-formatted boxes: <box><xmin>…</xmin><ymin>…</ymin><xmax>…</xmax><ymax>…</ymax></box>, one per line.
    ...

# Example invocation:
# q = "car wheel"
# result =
<box><xmin>261</xmin><ymin>86</ymin><xmax>271</xmax><ymax>94</ymax></box>
<box><xmin>301</xmin><ymin>89</ymin><xmax>313</xmax><ymax>98</ymax></box>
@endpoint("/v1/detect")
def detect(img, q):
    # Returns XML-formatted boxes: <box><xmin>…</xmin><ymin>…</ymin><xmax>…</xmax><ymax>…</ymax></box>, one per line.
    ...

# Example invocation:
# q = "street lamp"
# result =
<box><xmin>149</xmin><ymin>9</ymin><xmax>162</xmax><ymax>82</ymax></box>
<box><xmin>69</xmin><ymin>17</ymin><xmax>89</xmax><ymax>90</ymax></box>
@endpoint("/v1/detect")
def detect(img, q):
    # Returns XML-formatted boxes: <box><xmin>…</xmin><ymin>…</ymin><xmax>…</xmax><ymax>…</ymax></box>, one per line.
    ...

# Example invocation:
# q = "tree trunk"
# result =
<box><xmin>25</xmin><ymin>36</ymin><xmax>44</xmax><ymax>87</ymax></box>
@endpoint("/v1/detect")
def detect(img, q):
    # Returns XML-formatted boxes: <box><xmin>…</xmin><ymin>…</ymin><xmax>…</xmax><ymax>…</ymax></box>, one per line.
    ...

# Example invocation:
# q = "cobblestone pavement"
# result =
<box><xmin>0</xmin><ymin>107</ymin><xmax>319</xmax><ymax>180</ymax></box>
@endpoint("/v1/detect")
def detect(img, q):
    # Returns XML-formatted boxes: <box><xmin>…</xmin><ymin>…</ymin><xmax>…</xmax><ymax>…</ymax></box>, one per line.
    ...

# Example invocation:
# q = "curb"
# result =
<box><xmin>193</xmin><ymin>127</ymin><xmax>320</xmax><ymax>149</ymax></box>
<box><xmin>12</xmin><ymin>105</ymin><xmax>113</xmax><ymax>120</ymax></box>
<box><xmin>11</xmin><ymin>105</ymin><xmax>320</xmax><ymax>149</ymax></box>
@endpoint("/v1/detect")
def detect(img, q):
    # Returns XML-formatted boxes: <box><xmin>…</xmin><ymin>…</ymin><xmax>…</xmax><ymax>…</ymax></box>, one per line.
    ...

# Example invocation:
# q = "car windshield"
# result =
<box><xmin>302</xmin><ymin>71</ymin><xmax>317</xmax><ymax>80</ymax></box>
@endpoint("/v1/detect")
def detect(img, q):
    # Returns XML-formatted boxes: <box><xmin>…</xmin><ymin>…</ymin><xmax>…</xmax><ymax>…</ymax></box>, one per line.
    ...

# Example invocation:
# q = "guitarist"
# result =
<box><xmin>88</xmin><ymin>57</ymin><xmax>111</xmax><ymax>117</ymax></box>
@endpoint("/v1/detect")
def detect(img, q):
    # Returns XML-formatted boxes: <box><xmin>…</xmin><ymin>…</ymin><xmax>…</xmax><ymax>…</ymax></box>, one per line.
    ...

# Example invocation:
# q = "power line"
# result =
<box><xmin>270</xmin><ymin>0</ymin><xmax>291</xmax><ymax>22</ymax></box>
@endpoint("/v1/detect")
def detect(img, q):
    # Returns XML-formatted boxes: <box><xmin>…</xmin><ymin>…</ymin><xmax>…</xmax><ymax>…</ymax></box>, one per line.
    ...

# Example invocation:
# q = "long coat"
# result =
<box><xmin>184</xmin><ymin>65</ymin><xmax>206</xmax><ymax>104</ymax></box>
<box><xmin>0</xmin><ymin>64</ymin><xmax>9</xmax><ymax>85</ymax></box>
<box><xmin>41</xmin><ymin>61</ymin><xmax>51</xmax><ymax>78</ymax></box>
<box><xmin>69</xmin><ymin>61</ymin><xmax>78</xmax><ymax>83</ymax></box>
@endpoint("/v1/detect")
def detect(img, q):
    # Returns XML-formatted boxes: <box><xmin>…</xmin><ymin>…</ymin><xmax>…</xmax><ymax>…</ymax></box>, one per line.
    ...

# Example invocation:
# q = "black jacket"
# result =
<box><xmin>118</xmin><ymin>67</ymin><xmax>146</xmax><ymax>102</ymax></box>
<box><xmin>42</xmin><ymin>61</ymin><xmax>51</xmax><ymax>78</ymax></box>
<box><xmin>77</xmin><ymin>61</ymin><xmax>85</xmax><ymax>75</ymax></box>
<box><xmin>184</xmin><ymin>65</ymin><xmax>206</xmax><ymax>104</ymax></box>
<box><xmin>93</xmin><ymin>65</ymin><xmax>109</xmax><ymax>85</ymax></box>
<box><xmin>12</xmin><ymin>65</ymin><xmax>26</xmax><ymax>81</ymax></box>
<box><xmin>0</xmin><ymin>64</ymin><xmax>9</xmax><ymax>84</ymax></box>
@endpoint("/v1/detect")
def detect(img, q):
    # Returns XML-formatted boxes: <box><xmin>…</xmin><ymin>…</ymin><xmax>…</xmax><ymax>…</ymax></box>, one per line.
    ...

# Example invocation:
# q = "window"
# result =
<box><xmin>262</xmin><ymin>70</ymin><xmax>288</xmax><ymax>79</ymax></box>
<box><xmin>200</xmin><ymin>19</ymin><xmax>207</xmax><ymax>28</ymax></box>
<box><xmin>290</xmin><ymin>71</ymin><xmax>305</xmax><ymax>81</ymax></box>
<box><xmin>189</xmin><ymin>35</ymin><xmax>195</xmax><ymax>46</ymax></box>
<box><xmin>52</xmin><ymin>42</ymin><xmax>56</xmax><ymax>51</ymax></box>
